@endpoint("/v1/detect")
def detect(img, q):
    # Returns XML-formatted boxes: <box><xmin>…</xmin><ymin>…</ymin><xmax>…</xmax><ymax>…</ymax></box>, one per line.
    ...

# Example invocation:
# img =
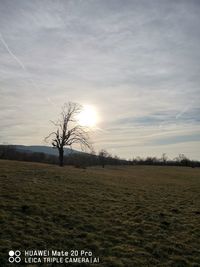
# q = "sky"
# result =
<box><xmin>0</xmin><ymin>0</ymin><xmax>200</xmax><ymax>160</ymax></box>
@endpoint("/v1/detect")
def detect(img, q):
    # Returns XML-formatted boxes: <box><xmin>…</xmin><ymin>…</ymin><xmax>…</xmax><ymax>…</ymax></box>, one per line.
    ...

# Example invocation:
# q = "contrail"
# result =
<box><xmin>0</xmin><ymin>32</ymin><xmax>26</xmax><ymax>70</ymax></box>
<box><xmin>0</xmin><ymin>32</ymin><xmax>38</xmax><ymax>90</ymax></box>
<box><xmin>175</xmin><ymin>105</ymin><xmax>190</xmax><ymax>119</ymax></box>
<box><xmin>0</xmin><ymin>32</ymin><xmax>46</xmax><ymax>95</ymax></box>
<box><xmin>0</xmin><ymin>32</ymin><xmax>57</xmax><ymax>107</ymax></box>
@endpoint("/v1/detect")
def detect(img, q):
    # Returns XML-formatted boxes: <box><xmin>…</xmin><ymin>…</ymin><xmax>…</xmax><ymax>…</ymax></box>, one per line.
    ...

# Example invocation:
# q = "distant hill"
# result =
<box><xmin>7</xmin><ymin>145</ymin><xmax>80</xmax><ymax>156</ymax></box>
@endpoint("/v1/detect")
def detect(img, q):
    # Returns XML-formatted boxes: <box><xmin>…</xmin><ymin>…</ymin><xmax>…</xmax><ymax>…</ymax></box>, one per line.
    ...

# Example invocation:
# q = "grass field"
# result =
<box><xmin>0</xmin><ymin>160</ymin><xmax>200</xmax><ymax>266</ymax></box>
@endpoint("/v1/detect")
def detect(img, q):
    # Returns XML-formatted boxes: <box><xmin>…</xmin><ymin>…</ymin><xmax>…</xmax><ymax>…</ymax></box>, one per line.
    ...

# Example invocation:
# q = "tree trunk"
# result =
<box><xmin>59</xmin><ymin>147</ymin><xmax>64</xmax><ymax>167</ymax></box>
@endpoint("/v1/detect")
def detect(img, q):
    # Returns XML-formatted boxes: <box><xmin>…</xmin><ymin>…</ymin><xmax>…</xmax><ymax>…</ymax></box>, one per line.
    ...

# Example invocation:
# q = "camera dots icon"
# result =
<box><xmin>8</xmin><ymin>250</ymin><xmax>21</xmax><ymax>263</ymax></box>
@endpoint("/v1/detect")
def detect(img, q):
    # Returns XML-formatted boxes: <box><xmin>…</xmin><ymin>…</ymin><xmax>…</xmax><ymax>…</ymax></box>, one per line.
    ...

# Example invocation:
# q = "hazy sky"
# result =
<box><xmin>0</xmin><ymin>0</ymin><xmax>200</xmax><ymax>159</ymax></box>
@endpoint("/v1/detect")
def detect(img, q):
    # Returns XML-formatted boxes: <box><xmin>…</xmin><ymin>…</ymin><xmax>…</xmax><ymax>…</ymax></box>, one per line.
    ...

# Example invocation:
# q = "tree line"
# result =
<box><xmin>0</xmin><ymin>145</ymin><xmax>199</xmax><ymax>168</ymax></box>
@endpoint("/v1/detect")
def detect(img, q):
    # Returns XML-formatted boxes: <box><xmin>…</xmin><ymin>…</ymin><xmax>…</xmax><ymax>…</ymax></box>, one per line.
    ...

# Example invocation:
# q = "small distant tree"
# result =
<box><xmin>98</xmin><ymin>149</ymin><xmax>109</xmax><ymax>168</ymax></box>
<box><xmin>175</xmin><ymin>154</ymin><xmax>190</xmax><ymax>166</ymax></box>
<box><xmin>161</xmin><ymin>153</ymin><xmax>168</xmax><ymax>165</ymax></box>
<box><xmin>45</xmin><ymin>102</ymin><xmax>92</xmax><ymax>167</ymax></box>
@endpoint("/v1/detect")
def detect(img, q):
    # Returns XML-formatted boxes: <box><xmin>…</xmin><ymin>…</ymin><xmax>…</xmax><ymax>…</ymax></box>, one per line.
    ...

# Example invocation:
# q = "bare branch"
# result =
<box><xmin>44</xmin><ymin>131</ymin><xmax>57</xmax><ymax>143</ymax></box>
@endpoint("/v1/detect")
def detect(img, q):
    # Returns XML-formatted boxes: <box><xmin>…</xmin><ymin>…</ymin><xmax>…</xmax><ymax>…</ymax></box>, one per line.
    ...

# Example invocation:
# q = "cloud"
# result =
<box><xmin>151</xmin><ymin>134</ymin><xmax>200</xmax><ymax>146</ymax></box>
<box><xmin>0</xmin><ymin>0</ymin><xmax>200</xmax><ymax>159</ymax></box>
<box><xmin>112</xmin><ymin>108</ymin><xmax>200</xmax><ymax>126</ymax></box>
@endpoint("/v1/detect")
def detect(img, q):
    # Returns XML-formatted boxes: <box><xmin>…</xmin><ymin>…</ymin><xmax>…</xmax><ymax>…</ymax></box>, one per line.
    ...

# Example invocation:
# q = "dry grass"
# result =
<box><xmin>0</xmin><ymin>160</ymin><xmax>200</xmax><ymax>266</ymax></box>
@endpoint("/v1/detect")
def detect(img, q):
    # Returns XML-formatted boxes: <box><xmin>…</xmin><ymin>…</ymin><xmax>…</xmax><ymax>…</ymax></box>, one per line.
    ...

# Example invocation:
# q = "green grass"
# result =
<box><xmin>0</xmin><ymin>160</ymin><xmax>200</xmax><ymax>266</ymax></box>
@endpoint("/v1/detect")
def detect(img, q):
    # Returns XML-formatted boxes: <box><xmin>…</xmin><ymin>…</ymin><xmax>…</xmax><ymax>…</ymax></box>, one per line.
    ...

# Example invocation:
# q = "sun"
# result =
<box><xmin>77</xmin><ymin>105</ymin><xmax>98</xmax><ymax>127</ymax></box>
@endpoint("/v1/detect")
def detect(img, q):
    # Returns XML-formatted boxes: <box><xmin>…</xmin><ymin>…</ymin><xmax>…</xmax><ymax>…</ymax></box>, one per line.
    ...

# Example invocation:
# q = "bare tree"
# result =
<box><xmin>45</xmin><ymin>102</ymin><xmax>92</xmax><ymax>166</ymax></box>
<box><xmin>98</xmin><ymin>149</ymin><xmax>109</xmax><ymax>168</ymax></box>
<box><xmin>161</xmin><ymin>153</ymin><xmax>168</xmax><ymax>165</ymax></box>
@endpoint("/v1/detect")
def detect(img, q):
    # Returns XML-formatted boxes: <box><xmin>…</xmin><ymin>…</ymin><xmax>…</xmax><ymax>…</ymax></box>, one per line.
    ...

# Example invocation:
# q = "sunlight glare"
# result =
<box><xmin>77</xmin><ymin>105</ymin><xmax>98</xmax><ymax>127</ymax></box>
